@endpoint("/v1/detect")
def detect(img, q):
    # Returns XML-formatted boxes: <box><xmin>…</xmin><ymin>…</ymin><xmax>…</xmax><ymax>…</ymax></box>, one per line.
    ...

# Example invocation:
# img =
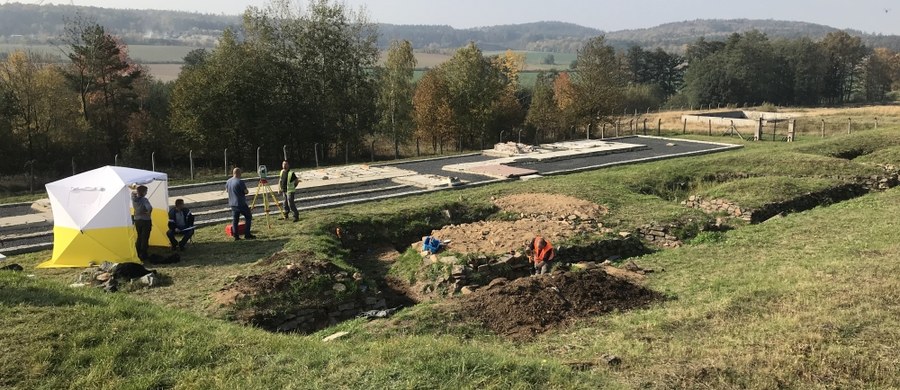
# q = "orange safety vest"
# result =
<box><xmin>532</xmin><ymin>236</ymin><xmax>554</xmax><ymax>263</ymax></box>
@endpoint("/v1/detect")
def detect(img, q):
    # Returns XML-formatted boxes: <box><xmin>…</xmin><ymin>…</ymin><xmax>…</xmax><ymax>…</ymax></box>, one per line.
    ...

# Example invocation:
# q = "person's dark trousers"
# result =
<box><xmin>231</xmin><ymin>205</ymin><xmax>253</xmax><ymax>238</ymax></box>
<box><xmin>167</xmin><ymin>228</ymin><xmax>194</xmax><ymax>249</ymax></box>
<box><xmin>283</xmin><ymin>191</ymin><xmax>299</xmax><ymax>220</ymax></box>
<box><xmin>134</xmin><ymin>220</ymin><xmax>152</xmax><ymax>261</ymax></box>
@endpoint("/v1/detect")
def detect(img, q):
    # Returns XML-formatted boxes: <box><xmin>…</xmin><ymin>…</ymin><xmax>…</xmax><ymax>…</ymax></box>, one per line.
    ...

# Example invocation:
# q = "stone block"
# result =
<box><xmin>439</xmin><ymin>256</ymin><xmax>459</xmax><ymax>265</ymax></box>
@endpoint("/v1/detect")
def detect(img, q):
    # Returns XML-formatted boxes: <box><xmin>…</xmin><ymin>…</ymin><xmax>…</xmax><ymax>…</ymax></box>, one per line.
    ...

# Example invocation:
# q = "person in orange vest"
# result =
<box><xmin>526</xmin><ymin>236</ymin><xmax>555</xmax><ymax>276</ymax></box>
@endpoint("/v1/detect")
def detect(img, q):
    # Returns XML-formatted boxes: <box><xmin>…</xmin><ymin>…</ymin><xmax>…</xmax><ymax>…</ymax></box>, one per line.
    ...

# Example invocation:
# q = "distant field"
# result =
<box><xmin>2</xmin><ymin>44</ymin><xmax>573</xmax><ymax>87</ymax></box>
<box><xmin>145</xmin><ymin>63</ymin><xmax>182</xmax><ymax>82</ymax></box>
<box><xmin>483</xmin><ymin>50</ymin><xmax>577</xmax><ymax>71</ymax></box>
<box><xmin>0</xmin><ymin>44</ymin><xmax>203</xmax><ymax>63</ymax></box>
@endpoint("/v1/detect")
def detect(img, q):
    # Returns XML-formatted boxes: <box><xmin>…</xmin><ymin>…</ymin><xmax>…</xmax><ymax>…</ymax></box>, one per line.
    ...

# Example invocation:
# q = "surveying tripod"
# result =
<box><xmin>250</xmin><ymin>166</ymin><xmax>284</xmax><ymax>229</ymax></box>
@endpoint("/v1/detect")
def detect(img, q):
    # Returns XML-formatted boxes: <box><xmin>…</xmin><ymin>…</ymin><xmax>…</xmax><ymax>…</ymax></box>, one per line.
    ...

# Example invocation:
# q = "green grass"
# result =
<box><xmin>853</xmin><ymin>145</ymin><xmax>900</xmax><ymax>166</ymax></box>
<box><xmin>697</xmin><ymin>176</ymin><xmax>842</xmax><ymax>209</ymax></box>
<box><xmin>4</xmin><ymin>130</ymin><xmax>900</xmax><ymax>388</ymax></box>
<box><xmin>794</xmin><ymin>130</ymin><xmax>900</xmax><ymax>159</ymax></box>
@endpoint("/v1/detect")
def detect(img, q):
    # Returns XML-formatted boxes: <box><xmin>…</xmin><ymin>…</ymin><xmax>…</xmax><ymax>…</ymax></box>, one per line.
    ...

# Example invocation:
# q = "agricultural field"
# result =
<box><xmin>3</xmin><ymin>125</ymin><xmax>900</xmax><ymax>388</ymax></box>
<box><xmin>0</xmin><ymin>43</ymin><xmax>203</xmax><ymax>63</ymax></box>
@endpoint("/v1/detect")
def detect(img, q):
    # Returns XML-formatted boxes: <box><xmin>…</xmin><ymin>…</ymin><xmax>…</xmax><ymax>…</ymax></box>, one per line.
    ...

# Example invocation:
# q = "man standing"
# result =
<box><xmin>132</xmin><ymin>185</ymin><xmax>153</xmax><ymax>262</ymax></box>
<box><xmin>278</xmin><ymin>160</ymin><xmax>299</xmax><ymax>222</ymax></box>
<box><xmin>226</xmin><ymin>168</ymin><xmax>256</xmax><ymax>240</ymax></box>
<box><xmin>167</xmin><ymin>198</ymin><xmax>195</xmax><ymax>251</ymax></box>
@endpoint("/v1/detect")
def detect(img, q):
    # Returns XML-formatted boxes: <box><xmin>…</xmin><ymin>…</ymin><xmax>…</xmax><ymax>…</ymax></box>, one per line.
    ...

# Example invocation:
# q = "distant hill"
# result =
<box><xmin>378</xmin><ymin>21</ymin><xmax>602</xmax><ymax>53</ymax></box>
<box><xmin>2</xmin><ymin>3</ymin><xmax>900</xmax><ymax>53</ymax></box>
<box><xmin>603</xmin><ymin>19</ymin><xmax>900</xmax><ymax>52</ymax></box>
<box><xmin>0</xmin><ymin>3</ymin><xmax>240</xmax><ymax>46</ymax></box>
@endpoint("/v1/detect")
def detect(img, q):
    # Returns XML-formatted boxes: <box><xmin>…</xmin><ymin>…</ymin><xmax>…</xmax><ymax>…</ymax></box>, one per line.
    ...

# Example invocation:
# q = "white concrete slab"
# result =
<box><xmin>444</xmin><ymin>140</ymin><xmax>644</xmax><ymax>175</ymax></box>
<box><xmin>392</xmin><ymin>174</ymin><xmax>463</xmax><ymax>188</ymax></box>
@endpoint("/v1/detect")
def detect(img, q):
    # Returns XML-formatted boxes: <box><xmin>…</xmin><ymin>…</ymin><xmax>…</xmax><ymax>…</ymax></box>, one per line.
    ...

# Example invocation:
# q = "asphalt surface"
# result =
<box><xmin>0</xmin><ymin>136</ymin><xmax>738</xmax><ymax>254</ymax></box>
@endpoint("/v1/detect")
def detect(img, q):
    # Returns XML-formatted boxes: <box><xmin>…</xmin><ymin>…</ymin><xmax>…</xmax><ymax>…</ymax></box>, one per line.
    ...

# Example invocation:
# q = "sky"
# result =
<box><xmin>11</xmin><ymin>0</ymin><xmax>900</xmax><ymax>35</ymax></box>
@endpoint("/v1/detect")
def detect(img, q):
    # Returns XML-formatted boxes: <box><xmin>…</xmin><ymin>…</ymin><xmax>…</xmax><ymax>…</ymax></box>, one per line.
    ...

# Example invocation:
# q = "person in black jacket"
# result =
<box><xmin>166</xmin><ymin>199</ymin><xmax>195</xmax><ymax>251</ymax></box>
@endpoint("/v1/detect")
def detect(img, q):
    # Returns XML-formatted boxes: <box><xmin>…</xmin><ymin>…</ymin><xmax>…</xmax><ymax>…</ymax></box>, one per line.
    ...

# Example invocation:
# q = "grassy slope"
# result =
<box><xmin>4</xmin><ymin>130</ymin><xmax>900</xmax><ymax>388</ymax></box>
<box><xmin>3</xmin><ymin>184</ymin><xmax>899</xmax><ymax>388</ymax></box>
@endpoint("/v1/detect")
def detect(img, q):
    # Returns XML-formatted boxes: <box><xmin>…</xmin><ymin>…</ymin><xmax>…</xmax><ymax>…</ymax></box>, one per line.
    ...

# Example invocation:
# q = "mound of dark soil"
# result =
<box><xmin>214</xmin><ymin>260</ymin><xmax>343</xmax><ymax>306</ymax></box>
<box><xmin>456</xmin><ymin>268</ymin><xmax>662</xmax><ymax>339</ymax></box>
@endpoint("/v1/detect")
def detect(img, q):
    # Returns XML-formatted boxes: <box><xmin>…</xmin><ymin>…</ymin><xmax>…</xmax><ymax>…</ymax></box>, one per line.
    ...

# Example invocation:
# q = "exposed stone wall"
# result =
<box><xmin>681</xmin><ymin>196</ymin><xmax>751</xmax><ymax>221</ymax></box>
<box><xmin>272</xmin><ymin>293</ymin><xmax>388</xmax><ymax>333</ymax></box>
<box><xmin>420</xmin><ymin>236</ymin><xmax>649</xmax><ymax>297</ymax></box>
<box><xmin>682</xmin><ymin>181</ymin><xmax>888</xmax><ymax>224</ymax></box>
<box><xmin>634</xmin><ymin>224</ymin><xmax>685</xmax><ymax>248</ymax></box>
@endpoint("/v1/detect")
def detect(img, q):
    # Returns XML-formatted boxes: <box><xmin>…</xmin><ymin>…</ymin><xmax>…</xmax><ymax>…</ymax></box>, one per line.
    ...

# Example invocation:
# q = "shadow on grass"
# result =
<box><xmin>145</xmin><ymin>239</ymin><xmax>290</xmax><ymax>269</ymax></box>
<box><xmin>0</xmin><ymin>281</ymin><xmax>102</xmax><ymax>307</ymax></box>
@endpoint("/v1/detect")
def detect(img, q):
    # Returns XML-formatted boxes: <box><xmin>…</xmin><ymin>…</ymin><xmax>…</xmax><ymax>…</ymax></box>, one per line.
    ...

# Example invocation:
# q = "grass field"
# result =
<box><xmin>0</xmin><ymin>43</ymin><xmax>203</xmax><ymax>63</ymax></box>
<box><xmin>4</xmin><ymin>127</ymin><xmax>900</xmax><ymax>388</ymax></box>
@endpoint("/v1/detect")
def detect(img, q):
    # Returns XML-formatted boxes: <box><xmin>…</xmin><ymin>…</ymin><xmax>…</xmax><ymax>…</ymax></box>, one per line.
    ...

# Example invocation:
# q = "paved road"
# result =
<box><xmin>0</xmin><ymin>136</ymin><xmax>738</xmax><ymax>254</ymax></box>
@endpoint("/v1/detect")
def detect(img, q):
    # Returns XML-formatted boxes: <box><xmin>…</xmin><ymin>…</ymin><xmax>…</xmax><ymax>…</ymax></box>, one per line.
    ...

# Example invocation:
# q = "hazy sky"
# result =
<box><xmin>14</xmin><ymin>0</ymin><xmax>900</xmax><ymax>35</ymax></box>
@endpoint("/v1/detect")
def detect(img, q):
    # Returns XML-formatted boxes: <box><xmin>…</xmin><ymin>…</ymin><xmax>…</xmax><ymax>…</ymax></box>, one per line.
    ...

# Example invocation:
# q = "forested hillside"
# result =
<box><xmin>2</xmin><ymin>3</ymin><xmax>900</xmax><ymax>52</ymax></box>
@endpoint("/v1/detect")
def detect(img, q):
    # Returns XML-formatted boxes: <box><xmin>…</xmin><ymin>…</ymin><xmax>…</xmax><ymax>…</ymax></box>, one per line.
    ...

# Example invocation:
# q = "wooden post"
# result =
<box><xmin>754</xmin><ymin>118</ymin><xmax>763</xmax><ymax>141</ymax></box>
<box><xmin>848</xmin><ymin>118</ymin><xmax>852</xmax><ymax>134</ymax></box>
<box><xmin>657</xmin><ymin>118</ymin><xmax>661</xmax><ymax>136</ymax></box>
<box><xmin>821</xmin><ymin>119</ymin><xmax>825</xmax><ymax>138</ymax></box>
<box><xmin>875</xmin><ymin>117</ymin><xmax>878</xmax><ymax>130</ymax></box>
<box><xmin>787</xmin><ymin>119</ymin><xmax>795</xmax><ymax>142</ymax></box>
<box><xmin>773</xmin><ymin>120</ymin><xmax>778</xmax><ymax>141</ymax></box>
<box><xmin>630</xmin><ymin>119</ymin><xmax>634</xmax><ymax>135</ymax></box>
<box><xmin>643</xmin><ymin>118</ymin><xmax>647</xmax><ymax>135</ymax></box>
<box><xmin>615</xmin><ymin>121</ymin><xmax>620</xmax><ymax>137</ymax></box>
<box><xmin>708</xmin><ymin>119</ymin><xmax>712</xmax><ymax>136</ymax></box>
<box><xmin>601</xmin><ymin>123</ymin><xmax>606</xmax><ymax>139</ymax></box>
<box><xmin>683</xmin><ymin>118</ymin><xmax>687</xmax><ymax>134</ymax></box>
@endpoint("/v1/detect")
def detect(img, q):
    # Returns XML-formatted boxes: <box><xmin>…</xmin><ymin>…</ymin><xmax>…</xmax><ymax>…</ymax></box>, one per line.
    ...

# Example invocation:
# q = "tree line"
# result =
<box><xmin>2</xmin><ymin>0</ymin><xmax>900</xmax><ymax>185</ymax></box>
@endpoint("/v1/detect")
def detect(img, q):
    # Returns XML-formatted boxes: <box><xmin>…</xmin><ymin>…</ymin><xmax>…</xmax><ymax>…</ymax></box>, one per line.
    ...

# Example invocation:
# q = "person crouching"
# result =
<box><xmin>527</xmin><ymin>236</ymin><xmax>555</xmax><ymax>276</ymax></box>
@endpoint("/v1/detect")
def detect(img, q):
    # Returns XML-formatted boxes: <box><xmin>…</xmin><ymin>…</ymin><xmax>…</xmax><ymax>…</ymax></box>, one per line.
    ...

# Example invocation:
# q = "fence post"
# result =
<box><xmin>657</xmin><ymin>118</ymin><xmax>661</xmax><ymax>136</ymax></box>
<box><xmin>643</xmin><ymin>118</ymin><xmax>647</xmax><ymax>135</ymax></box>
<box><xmin>224</xmin><ymin>148</ymin><xmax>228</xmax><ymax>176</ymax></box>
<box><xmin>773</xmin><ymin>120</ymin><xmax>778</xmax><ymax>141</ymax></box>
<box><xmin>114</xmin><ymin>154</ymin><xmax>118</xmax><ymax>166</ymax></box>
<box><xmin>283</xmin><ymin>145</ymin><xmax>288</xmax><ymax>161</ymax></box>
<box><xmin>754</xmin><ymin>118</ymin><xmax>763</xmax><ymax>141</ymax></box>
<box><xmin>848</xmin><ymin>118</ymin><xmax>852</xmax><ymax>134</ymax></box>
<box><xmin>151</xmin><ymin>152</ymin><xmax>156</xmax><ymax>172</ymax></box>
<box><xmin>708</xmin><ymin>119</ymin><xmax>712</xmax><ymax>136</ymax></box>
<box><xmin>601</xmin><ymin>123</ymin><xmax>606</xmax><ymax>139</ymax></box>
<box><xmin>256</xmin><ymin>146</ymin><xmax>261</xmax><ymax>170</ymax></box>
<box><xmin>874</xmin><ymin>117</ymin><xmax>878</xmax><ymax>130</ymax></box>
<box><xmin>371</xmin><ymin>140</ymin><xmax>376</xmax><ymax>162</ymax></box>
<box><xmin>518</xmin><ymin>129</ymin><xmax>523</xmax><ymax>144</ymax></box>
<box><xmin>630</xmin><ymin>119</ymin><xmax>634</xmax><ymax>135</ymax></box>
<box><xmin>683</xmin><ymin>118</ymin><xmax>687</xmax><ymax>134</ymax></box>
<box><xmin>615</xmin><ymin>121</ymin><xmax>620</xmax><ymax>137</ymax></box>
<box><xmin>821</xmin><ymin>119</ymin><xmax>825</xmax><ymax>138</ymax></box>
<box><xmin>314</xmin><ymin>143</ymin><xmax>320</xmax><ymax>168</ymax></box>
<box><xmin>189</xmin><ymin>150</ymin><xmax>194</xmax><ymax>180</ymax></box>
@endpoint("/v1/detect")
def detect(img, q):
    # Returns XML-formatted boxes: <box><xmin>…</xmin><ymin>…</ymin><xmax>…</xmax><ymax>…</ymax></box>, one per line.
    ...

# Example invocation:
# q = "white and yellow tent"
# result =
<box><xmin>38</xmin><ymin>166</ymin><xmax>169</xmax><ymax>268</ymax></box>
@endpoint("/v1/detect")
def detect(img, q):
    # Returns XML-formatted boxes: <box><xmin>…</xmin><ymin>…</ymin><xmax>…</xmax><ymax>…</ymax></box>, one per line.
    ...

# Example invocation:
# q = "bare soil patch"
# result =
<box><xmin>454</xmin><ymin>266</ymin><xmax>661</xmax><ymax>339</ymax></box>
<box><xmin>493</xmin><ymin>193</ymin><xmax>607</xmax><ymax>220</ymax></box>
<box><xmin>425</xmin><ymin>193</ymin><xmax>606</xmax><ymax>255</ymax></box>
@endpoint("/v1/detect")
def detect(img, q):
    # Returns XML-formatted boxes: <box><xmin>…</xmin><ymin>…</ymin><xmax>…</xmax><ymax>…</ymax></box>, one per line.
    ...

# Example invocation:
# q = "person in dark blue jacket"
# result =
<box><xmin>167</xmin><ymin>198</ymin><xmax>195</xmax><ymax>251</ymax></box>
